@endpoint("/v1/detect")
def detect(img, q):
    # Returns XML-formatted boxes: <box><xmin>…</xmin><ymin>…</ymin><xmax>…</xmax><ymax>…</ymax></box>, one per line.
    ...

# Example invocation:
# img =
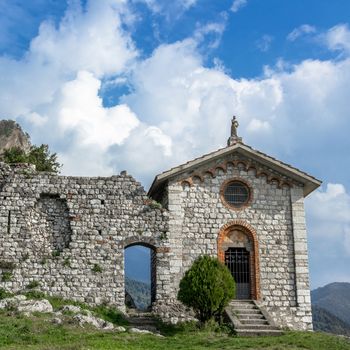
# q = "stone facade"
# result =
<box><xmin>158</xmin><ymin>157</ymin><xmax>312</xmax><ymax>329</ymax></box>
<box><xmin>0</xmin><ymin>163</ymin><xmax>169</xmax><ymax>312</ymax></box>
<box><xmin>0</xmin><ymin>129</ymin><xmax>320</xmax><ymax>330</ymax></box>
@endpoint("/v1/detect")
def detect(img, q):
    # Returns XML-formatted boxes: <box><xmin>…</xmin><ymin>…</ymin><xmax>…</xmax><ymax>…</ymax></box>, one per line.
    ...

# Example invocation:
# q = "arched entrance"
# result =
<box><xmin>124</xmin><ymin>242</ymin><xmax>156</xmax><ymax>310</ymax></box>
<box><xmin>218</xmin><ymin>221</ymin><xmax>260</xmax><ymax>300</ymax></box>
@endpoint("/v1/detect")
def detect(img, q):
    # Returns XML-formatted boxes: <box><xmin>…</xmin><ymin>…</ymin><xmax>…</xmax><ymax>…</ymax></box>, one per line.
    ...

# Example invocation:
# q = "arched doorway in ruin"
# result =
<box><xmin>218</xmin><ymin>221</ymin><xmax>260</xmax><ymax>300</ymax></box>
<box><xmin>124</xmin><ymin>242</ymin><xmax>156</xmax><ymax>311</ymax></box>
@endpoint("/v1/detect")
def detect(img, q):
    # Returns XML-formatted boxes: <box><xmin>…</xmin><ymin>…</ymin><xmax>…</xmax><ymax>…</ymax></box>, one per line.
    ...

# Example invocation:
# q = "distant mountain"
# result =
<box><xmin>125</xmin><ymin>277</ymin><xmax>151</xmax><ymax>311</ymax></box>
<box><xmin>312</xmin><ymin>305</ymin><xmax>350</xmax><ymax>336</ymax></box>
<box><xmin>312</xmin><ymin>282</ymin><xmax>350</xmax><ymax>325</ymax></box>
<box><xmin>311</xmin><ymin>282</ymin><xmax>350</xmax><ymax>336</ymax></box>
<box><xmin>0</xmin><ymin>120</ymin><xmax>31</xmax><ymax>155</ymax></box>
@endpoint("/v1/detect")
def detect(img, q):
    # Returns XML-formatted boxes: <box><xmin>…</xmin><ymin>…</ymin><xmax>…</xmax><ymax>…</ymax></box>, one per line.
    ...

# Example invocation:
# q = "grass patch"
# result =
<box><xmin>0</xmin><ymin>309</ymin><xmax>349</xmax><ymax>350</ymax></box>
<box><xmin>0</xmin><ymin>288</ymin><xmax>13</xmax><ymax>300</ymax></box>
<box><xmin>20</xmin><ymin>291</ymin><xmax>128</xmax><ymax>327</ymax></box>
<box><xmin>1</xmin><ymin>272</ymin><xmax>12</xmax><ymax>282</ymax></box>
<box><xmin>0</xmin><ymin>292</ymin><xmax>348</xmax><ymax>350</ymax></box>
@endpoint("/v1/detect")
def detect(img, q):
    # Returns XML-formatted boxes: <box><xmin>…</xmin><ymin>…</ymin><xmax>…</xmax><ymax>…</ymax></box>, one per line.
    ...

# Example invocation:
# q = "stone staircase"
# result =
<box><xmin>126</xmin><ymin>310</ymin><xmax>158</xmax><ymax>332</ymax></box>
<box><xmin>225</xmin><ymin>300</ymin><xmax>283</xmax><ymax>336</ymax></box>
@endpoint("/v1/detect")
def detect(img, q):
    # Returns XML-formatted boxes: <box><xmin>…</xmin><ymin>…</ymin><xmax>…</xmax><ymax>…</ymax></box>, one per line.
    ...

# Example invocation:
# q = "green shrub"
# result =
<box><xmin>51</xmin><ymin>250</ymin><xmax>60</xmax><ymax>257</ymax></box>
<box><xmin>26</xmin><ymin>281</ymin><xmax>40</xmax><ymax>289</ymax></box>
<box><xmin>3</xmin><ymin>144</ymin><xmax>61</xmax><ymax>173</ymax></box>
<box><xmin>92</xmin><ymin>264</ymin><xmax>102</xmax><ymax>273</ymax></box>
<box><xmin>149</xmin><ymin>200</ymin><xmax>162</xmax><ymax>209</ymax></box>
<box><xmin>177</xmin><ymin>255</ymin><xmax>235</xmax><ymax>323</ymax></box>
<box><xmin>1</xmin><ymin>272</ymin><xmax>13</xmax><ymax>282</ymax></box>
<box><xmin>0</xmin><ymin>288</ymin><xmax>13</xmax><ymax>300</ymax></box>
<box><xmin>23</xmin><ymin>290</ymin><xmax>46</xmax><ymax>300</ymax></box>
<box><xmin>63</xmin><ymin>258</ymin><xmax>71</xmax><ymax>268</ymax></box>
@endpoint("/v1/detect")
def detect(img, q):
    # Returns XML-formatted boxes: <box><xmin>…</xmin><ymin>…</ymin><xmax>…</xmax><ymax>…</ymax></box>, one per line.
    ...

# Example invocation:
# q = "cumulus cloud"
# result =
<box><xmin>256</xmin><ymin>34</ymin><xmax>273</xmax><ymax>52</ymax></box>
<box><xmin>137</xmin><ymin>0</ymin><xmax>197</xmax><ymax>19</ymax></box>
<box><xmin>307</xmin><ymin>184</ymin><xmax>350</xmax><ymax>227</ymax></box>
<box><xmin>30</xmin><ymin>0</ymin><xmax>137</xmax><ymax>77</ymax></box>
<box><xmin>0</xmin><ymin>0</ymin><xmax>140</xmax><ymax>175</ymax></box>
<box><xmin>230</xmin><ymin>0</ymin><xmax>247</xmax><ymax>13</ymax></box>
<box><xmin>194</xmin><ymin>20</ymin><xmax>227</xmax><ymax>49</ymax></box>
<box><xmin>305</xmin><ymin>183</ymin><xmax>350</xmax><ymax>287</ymax></box>
<box><xmin>323</xmin><ymin>24</ymin><xmax>350</xmax><ymax>55</ymax></box>
<box><xmin>287</xmin><ymin>24</ymin><xmax>316</xmax><ymax>41</ymax></box>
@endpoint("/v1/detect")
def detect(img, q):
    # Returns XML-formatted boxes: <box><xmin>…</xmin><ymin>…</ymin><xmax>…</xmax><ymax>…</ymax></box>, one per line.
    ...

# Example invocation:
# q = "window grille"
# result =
<box><xmin>223</xmin><ymin>181</ymin><xmax>249</xmax><ymax>208</ymax></box>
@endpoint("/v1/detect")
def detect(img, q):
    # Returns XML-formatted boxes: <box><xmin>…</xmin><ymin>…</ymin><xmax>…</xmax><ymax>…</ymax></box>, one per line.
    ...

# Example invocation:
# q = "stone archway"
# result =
<box><xmin>218</xmin><ymin>220</ymin><xmax>260</xmax><ymax>300</ymax></box>
<box><xmin>124</xmin><ymin>239</ymin><xmax>157</xmax><ymax>310</ymax></box>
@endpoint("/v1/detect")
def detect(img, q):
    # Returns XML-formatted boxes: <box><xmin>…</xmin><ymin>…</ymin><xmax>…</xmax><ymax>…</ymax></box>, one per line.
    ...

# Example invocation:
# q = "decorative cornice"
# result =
<box><xmin>180</xmin><ymin>156</ymin><xmax>296</xmax><ymax>189</ymax></box>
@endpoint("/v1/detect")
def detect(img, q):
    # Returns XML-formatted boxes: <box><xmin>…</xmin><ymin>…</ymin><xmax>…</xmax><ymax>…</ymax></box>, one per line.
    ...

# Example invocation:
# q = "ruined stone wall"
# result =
<box><xmin>0</xmin><ymin>163</ymin><xmax>170</xmax><ymax>311</ymax></box>
<box><xmin>165</xmin><ymin>157</ymin><xmax>312</xmax><ymax>330</ymax></box>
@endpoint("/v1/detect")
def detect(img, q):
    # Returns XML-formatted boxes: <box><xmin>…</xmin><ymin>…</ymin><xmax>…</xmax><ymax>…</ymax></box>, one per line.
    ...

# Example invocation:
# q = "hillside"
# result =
<box><xmin>0</xmin><ymin>120</ymin><xmax>31</xmax><ymax>155</ymax></box>
<box><xmin>312</xmin><ymin>282</ymin><xmax>350</xmax><ymax>326</ymax></box>
<box><xmin>125</xmin><ymin>277</ymin><xmax>151</xmax><ymax>310</ymax></box>
<box><xmin>312</xmin><ymin>305</ymin><xmax>350</xmax><ymax>336</ymax></box>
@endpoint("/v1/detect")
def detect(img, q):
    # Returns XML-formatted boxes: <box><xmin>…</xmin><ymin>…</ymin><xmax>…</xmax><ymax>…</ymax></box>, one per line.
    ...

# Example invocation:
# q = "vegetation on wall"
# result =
<box><xmin>3</xmin><ymin>145</ymin><xmax>61</xmax><ymax>173</ymax></box>
<box><xmin>177</xmin><ymin>255</ymin><xmax>235</xmax><ymax>323</ymax></box>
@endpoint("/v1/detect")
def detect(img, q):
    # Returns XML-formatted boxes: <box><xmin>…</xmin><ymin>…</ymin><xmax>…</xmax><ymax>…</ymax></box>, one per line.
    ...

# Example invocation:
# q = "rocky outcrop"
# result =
<box><xmin>73</xmin><ymin>314</ymin><xmax>115</xmax><ymax>330</ymax></box>
<box><xmin>0</xmin><ymin>120</ymin><xmax>31</xmax><ymax>155</ymax></box>
<box><xmin>0</xmin><ymin>295</ymin><xmax>53</xmax><ymax>313</ymax></box>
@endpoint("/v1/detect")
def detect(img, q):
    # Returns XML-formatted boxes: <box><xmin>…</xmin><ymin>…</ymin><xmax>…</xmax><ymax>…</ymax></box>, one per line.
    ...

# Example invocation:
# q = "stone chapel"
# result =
<box><xmin>0</xmin><ymin>117</ymin><xmax>321</xmax><ymax>331</ymax></box>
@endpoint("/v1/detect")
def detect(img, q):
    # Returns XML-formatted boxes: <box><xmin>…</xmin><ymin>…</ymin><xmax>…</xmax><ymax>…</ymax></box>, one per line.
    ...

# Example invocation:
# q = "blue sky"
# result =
<box><xmin>0</xmin><ymin>0</ymin><xmax>350</xmax><ymax>289</ymax></box>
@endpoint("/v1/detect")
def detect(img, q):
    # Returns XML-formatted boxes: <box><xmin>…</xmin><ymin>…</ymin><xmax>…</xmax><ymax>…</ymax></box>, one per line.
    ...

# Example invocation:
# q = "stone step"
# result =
<box><xmin>235</xmin><ymin>308</ymin><xmax>261</xmax><ymax>314</ymax></box>
<box><xmin>236</xmin><ymin>329</ymin><xmax>284</xmax><ymax>337</ymax></box>
<box><xmin>240</xmin><ymin>319</ymin><xmax>269</xmax><ymax>325</ymax></box>
<box><xmin>235</xmin><ymin>324</ymin><xmax>278</xmax><ymax>330</ymax></box>
<box><xmin>230</xmin><ymin>300</ymin><xmax>255</xmax><ymax>304</ymax></box>
<box><xmin>238</xmin><ymin>313</ymin><xmax>265</xmax><ymax>319</ymax></box>
<box><xmin>230</xmin><ymin>303</ymin><xmax>258</xmax><ymax>309</ymax></box>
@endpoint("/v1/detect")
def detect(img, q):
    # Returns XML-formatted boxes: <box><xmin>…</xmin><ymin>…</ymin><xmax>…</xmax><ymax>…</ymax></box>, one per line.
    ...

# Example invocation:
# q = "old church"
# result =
<box><xmin>0</xmin><ymin>117</ymin><xmax>320</xmax><ymax>332</ymax></box>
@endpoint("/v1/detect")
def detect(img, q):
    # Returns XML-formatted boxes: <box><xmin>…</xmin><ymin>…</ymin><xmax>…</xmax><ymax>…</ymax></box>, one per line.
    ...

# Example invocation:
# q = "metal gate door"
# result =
<box><xmin>224</xmin><ymin>247</ymin><xmax>250</xmax><ymax>299</ymax></box>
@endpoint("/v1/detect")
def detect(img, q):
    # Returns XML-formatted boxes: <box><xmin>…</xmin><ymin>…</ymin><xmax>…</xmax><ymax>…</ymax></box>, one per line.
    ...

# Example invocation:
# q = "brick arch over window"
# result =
<box><xmin>218</xmin><ymin>220</ymin><xmax>261</xmax><ymax>300</ymax></box>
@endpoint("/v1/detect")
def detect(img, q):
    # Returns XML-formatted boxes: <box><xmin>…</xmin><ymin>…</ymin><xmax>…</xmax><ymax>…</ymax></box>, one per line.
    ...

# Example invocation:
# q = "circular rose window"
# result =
<box><xmin>222</xmin><ymin>180</ymin><xmax>251</xmax><ymax>209</ymax></box>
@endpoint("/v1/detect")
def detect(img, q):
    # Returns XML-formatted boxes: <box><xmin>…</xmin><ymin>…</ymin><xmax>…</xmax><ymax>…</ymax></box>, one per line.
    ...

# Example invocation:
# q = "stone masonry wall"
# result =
<box><xmin>164</xmin><ymin>156</ymin><xmax>313</xmax><ymax>330</ymax></box>
<box><xmin>0</xmin><ymin>163</ymin><xmax>170</xmax><ymax>312</ymax></box>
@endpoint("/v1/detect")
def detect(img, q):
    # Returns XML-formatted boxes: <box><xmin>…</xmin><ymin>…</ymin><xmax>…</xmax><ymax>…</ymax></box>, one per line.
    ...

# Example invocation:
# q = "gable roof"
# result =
<box><xmin>148</xmin><ymin>142</ymin><xmax>321</xmax><ymax>198</ymax></box>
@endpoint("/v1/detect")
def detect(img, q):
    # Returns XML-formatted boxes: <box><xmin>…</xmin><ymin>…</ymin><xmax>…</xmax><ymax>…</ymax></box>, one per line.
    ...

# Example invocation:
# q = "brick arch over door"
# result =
<box><xmin>217</xmin><ymin>220</ymin><xmax>261</xmax><ymax>300</ymax></box>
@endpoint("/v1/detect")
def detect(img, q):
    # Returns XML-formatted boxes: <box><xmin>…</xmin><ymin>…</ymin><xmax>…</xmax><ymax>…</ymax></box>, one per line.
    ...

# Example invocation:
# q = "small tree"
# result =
<box><xmin>3</xmin><ymin>145</ymin><xmax>61</xmax><ymax>173</ymax></box>
<box><xmin>177</xmin><ymin>255</ymin><xmax>235</xmax><ymax>323</ymax></box>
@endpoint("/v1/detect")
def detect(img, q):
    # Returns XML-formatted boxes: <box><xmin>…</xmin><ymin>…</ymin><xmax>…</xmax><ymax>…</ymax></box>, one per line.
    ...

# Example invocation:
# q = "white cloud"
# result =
<box><xmin>307</xmin><ymin>184</ymin><xmax>350</xmax><ymax>224</ymax></box>
<box><xmin>137</xmin><ymin>0</ymin><xmax>197</xmax><ymax>19</ymax></box>
<box><xmin>305</xmin><ymin>183</ymin><xmax>350</xmax><ymax>287</ymax></box>
<box><xmin>323</xmin><ymin>24</ymin><xmax>350</xmax><ymax>55</ymax></box>
<box><xmin>30</xmin><ymin>0</ymin><xmax>137</xmax><ymax>77</ymax></box>
<box><xmin>57</xmin><ymin>71</ymin><xmax>139</xmax><ymax>150</ymax></box>
<box><xmin>230</xmin><ymin>0</ymin><xmax>247</xmax><ymax>13</ymax></box>
<box><xmin>256</xmin><ymin>34</ymin><xmax>273</xmax><ymax>52</ymax></box>
<box><xmin>306</xmin><ymin>183</ymin><xmax>350</xmax><ymax>255</ymax></box>
<box><xmin>0</xmin><ymin>0</ymin><xmax>140</xmax><ymax>175</ymax></box>
<box><xmin>247</xmin><ymin>118</ymin><xmax>271</xmax><ymax>132</ymax></box>
<box><xmin>194</xmin><ymin>20</ymin><xmax>227</xmax><ymax>49</ymax></box>
<box><xmin>287</xmin><ymin>24</ymin><xmax>316</xmax><ymax>42</ymax></box>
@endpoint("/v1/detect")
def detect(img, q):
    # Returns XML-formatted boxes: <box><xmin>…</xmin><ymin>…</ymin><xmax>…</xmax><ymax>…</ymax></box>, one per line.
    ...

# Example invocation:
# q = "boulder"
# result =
<box><xmin>73</xmin><ymin>314</ymin><xmax>114</xmax><ymax>330</ymax></box>
<box><xmin>17</xmin><ymin>299</ymin><xmax>53</xmax><ymax>314</ymax></box>
<box><xmin>115</xmin><ymin>326</ymin><xmax>127</xmax><ymax>332</ymax></box>
<box><xmin>0</xmin><ymin>295</ymin><xmax>27</xmax><ymax>309</ymax></box>
<box><xmin>129</xmin><ymin>327</ymin><xmax>153</xmax><ymax>334</ymax></box>
<box><xmin>52</xmin><ymin>317</ymin><xmax>63</xmax><ymax>325</ymax></box>
<box><xmin>60</xmin><ymin>304</ymin><xmax>82</xmax><ymax>314</ymax></box>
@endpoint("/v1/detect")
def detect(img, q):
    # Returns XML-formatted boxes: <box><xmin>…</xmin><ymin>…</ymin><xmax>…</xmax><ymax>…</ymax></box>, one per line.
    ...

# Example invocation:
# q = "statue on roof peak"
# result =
<box><xmin>227</xmin><ymin>115</ymin><xmax>242</xmax><ymax>146</ymax></box>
